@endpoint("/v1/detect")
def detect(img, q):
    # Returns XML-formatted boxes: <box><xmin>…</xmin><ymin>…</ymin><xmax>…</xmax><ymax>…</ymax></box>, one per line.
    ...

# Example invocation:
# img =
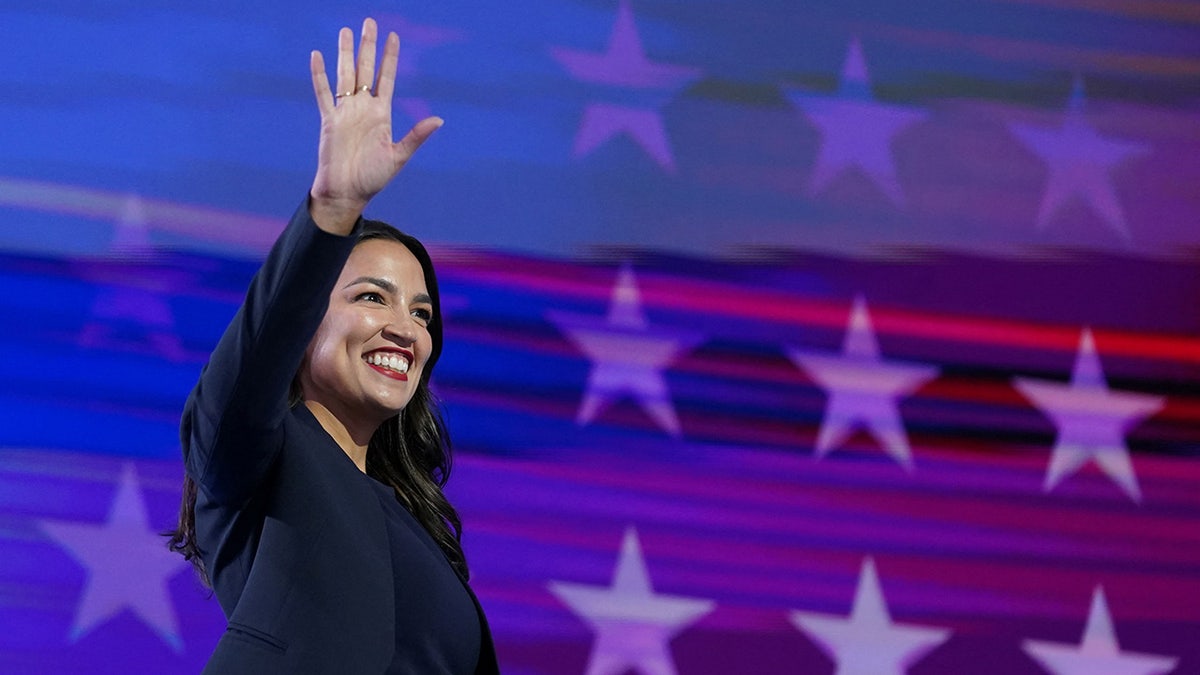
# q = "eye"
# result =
<box><xmin>411</xmin><ymin>307</ymin><xmax>434</xmax><ymax>325</ymax></box>
<box><xmin>355</xmin><ymin>291</ymin><xmax>386</xmax><ymax>304</ymax></box>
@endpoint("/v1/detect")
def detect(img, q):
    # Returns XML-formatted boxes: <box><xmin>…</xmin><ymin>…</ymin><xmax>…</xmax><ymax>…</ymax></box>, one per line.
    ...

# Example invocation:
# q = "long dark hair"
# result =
<box><xmin>166</xmin><ymin>220</ymin><xmax>468</xmax><ymax>583</ymax></box>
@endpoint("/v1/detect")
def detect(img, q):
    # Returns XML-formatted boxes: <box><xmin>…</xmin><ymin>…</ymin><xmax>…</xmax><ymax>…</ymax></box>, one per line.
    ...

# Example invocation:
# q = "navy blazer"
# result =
<box><xmin>182</xmin><ymin>201</ymin><xmax>499</xmax><ymax>674</ymax></box>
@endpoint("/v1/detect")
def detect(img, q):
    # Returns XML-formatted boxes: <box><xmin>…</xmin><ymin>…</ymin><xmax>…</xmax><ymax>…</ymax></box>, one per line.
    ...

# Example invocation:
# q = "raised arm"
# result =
<box><xmin>182</xmin><ymin>18</ymin><xmax>440</xmax><ymax>504</ymax></box>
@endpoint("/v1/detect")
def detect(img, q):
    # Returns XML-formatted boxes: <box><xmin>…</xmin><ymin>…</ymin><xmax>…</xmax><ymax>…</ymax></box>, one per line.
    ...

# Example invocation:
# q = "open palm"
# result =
<box><xmin>308</xmin><ymin>18</ymin><xmax>441</xmax><ymax>228</ymax></box>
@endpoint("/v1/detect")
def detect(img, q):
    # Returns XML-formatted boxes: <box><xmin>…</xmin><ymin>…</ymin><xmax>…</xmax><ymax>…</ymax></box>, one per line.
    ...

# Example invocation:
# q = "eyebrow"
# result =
<box><xmin>344</xmin><ymin>276</ymin><xmax>396</xmax><ymax>293</ymax></box>
<box><xmin>344</xmin><ymin>277</ymin><xmax>433</xmax><ymax>305</ymax></box>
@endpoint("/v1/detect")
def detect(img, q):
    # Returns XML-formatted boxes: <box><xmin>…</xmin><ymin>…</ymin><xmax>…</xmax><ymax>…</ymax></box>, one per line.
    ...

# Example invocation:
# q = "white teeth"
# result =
<box><xmin>366</xmin><ymin>352</ymin><xmax>410</xmax><ymax>374</ymax></box>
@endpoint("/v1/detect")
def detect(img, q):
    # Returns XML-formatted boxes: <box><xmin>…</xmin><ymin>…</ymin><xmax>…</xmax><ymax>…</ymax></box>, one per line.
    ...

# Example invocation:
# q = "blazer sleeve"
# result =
<box><xmin>181</xmin><ymin>197</ymin><xmax>362</xmax><ymax>506</ymax></box>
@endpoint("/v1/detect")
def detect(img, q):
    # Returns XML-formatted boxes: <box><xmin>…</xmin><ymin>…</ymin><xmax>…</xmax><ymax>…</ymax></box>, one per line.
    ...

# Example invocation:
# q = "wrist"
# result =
<box><xmin>307</xmin><ymin>192</ymin><xmax>366</xmax><ymax>236</ymax></box>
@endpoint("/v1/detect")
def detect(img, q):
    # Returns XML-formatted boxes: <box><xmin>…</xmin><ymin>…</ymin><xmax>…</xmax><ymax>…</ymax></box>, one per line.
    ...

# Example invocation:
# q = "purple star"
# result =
<box><xmin>574</xmin><ymin>103</ymin><xmax>675</xmax><ymax>169</ymax></box>
<box><xmin>787</xmin><ymin>295</ymin><xmax>939</xmax><ymax>471</ymax></box>
<box><xmin>1022</xmin><ymin>586</ymin><xmax>1178</xmax><ymax>674</ymax></box>
<box><xmin>78</xmin><ymin>286</ymin><xmax>185</xmax><ymax>360</ymax></box>
<box><xmin>550</xmin><ymin>0</ymin><xmax>701</xmax><ymax>171</ymax></box>
<box><xmin>39</xmin><ymin>463</ymin><xmax>190</xmax><ymax>651</ymax></box>
<box><xmin>376</xmin><ymin>14</ymin><xmax>464</xmax><ymax>125</ymax></box>
<box><xmin>790</xmin><ymin>557</ymin><xmax>952</xmax><ymax>674</ymax></box>
<box><xmin>376</xmin><ymin>15</ymin><xmax>465</xmax><ymax>77</ymax></box>
<box><xmin>787</xmin><ymin>38</ymin><xmax>926</xmax><ymax>205</ymax></box>
<box><xmin>1009</xmin><ymin>77</ymin><xmax>1147</xmax><ymax>240</ymax></box>
<box><xmin>548</xmin><ymin>527</ymin><xmax>715</xmax><ymax>675</ymax></box>
<box><xmin>547</xmin><ymin>263</ymin><xmax>702</xmax><ymax>437</ymax></box>
<box><xmin>1013</xmin><ymin>328</ymin><xmax>1164</xmax><ymax>503</ymax></box>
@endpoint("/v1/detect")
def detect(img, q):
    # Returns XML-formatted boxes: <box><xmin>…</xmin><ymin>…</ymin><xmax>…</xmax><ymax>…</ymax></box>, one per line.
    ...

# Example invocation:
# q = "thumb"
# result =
<box><xmin>394</xmin><ymin>116</ymin><xmax>444</xmax><ymax>164</ymax></box>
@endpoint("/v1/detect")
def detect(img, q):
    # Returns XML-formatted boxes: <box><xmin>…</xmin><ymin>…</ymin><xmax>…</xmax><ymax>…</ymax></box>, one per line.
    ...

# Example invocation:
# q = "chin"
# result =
<box><xmin>370</xmin><ymin>393</ymin><xmax>415</xmax><ymax>416</ymax></box>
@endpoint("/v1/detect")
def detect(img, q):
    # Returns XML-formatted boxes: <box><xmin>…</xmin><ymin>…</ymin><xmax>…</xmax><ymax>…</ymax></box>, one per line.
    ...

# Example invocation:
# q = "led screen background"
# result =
<box><xmin>1</xmin><ymin>1</ymin><xmax>1198</xmax><ymax>673</ymax></box>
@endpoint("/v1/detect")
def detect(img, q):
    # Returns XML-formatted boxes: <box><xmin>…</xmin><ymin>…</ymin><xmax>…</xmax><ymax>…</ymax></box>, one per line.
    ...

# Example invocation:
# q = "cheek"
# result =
<box><xmin>304</xmin><ymin>315</ymin><xmax>359</xmax><ymax>372</ymax></box>
<box><xmin>302</xmin><ymin>336</ymin><xmax>340</xmax><ymax>386</ymax></box>
<box><xmin>416</xmin><ymin>331</ymin><xmax>435</xmax><ymax>369</ymax></box>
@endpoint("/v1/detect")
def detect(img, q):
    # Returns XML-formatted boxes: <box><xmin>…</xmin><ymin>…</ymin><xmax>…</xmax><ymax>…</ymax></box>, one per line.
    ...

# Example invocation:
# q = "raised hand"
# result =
<box><xmin>308</xmin><ymin>17</ymin><xmax>443</xmax><ymax>234</ymax></box>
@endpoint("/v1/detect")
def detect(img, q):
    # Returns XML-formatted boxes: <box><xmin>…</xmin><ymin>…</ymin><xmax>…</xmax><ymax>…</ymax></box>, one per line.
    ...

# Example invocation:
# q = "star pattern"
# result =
<box><xmin>548</xmin><ymin>263</ymin><xmax>701</xmax><ymax>436</ymax></box>
<box><xmin>787</xmin><ymin>295</ymin><xmax>939</xmax><ymax>471</ymax></box>
<box><xmin>550</xmin><ymin>0</ymin><xmax>701</xmax><ymax>171</ymax></box>
<box><xmin>2</xmin><ymin>5</ymin><xmax>1197</xmax><ymax>673</ymax></box>
<box><xmin>1009</xmin><ymin>77</ymin><xmax>1147</xmax><ymax>240</ymax></box>
<box><xmin>787</xmin><ymin>38</ymin><xmax>926</xmax><ymax>205</ymax></box>
<box><xmin>1013</xmin><ymin>328</ymin><xmax>1164</xmax><ymax>502</ymax></box>
<box><xmin>790</xmin><ymin>557</ymin><xmax>951</xmax><ymax>674</ymax></box>
<box><xmin>39</xmin><ymin>463</ymin><xmax>190</xmax><ymax>652</ymax></box>
<box><xmin>548</xmin><ymin>527</ymin><xmax>715</xmax><ymax>675</ymax></box>
<box><xmin>1022</xmin><ymin>586</ymin><xmax>1178</xmax><ymax>674</ymax></box>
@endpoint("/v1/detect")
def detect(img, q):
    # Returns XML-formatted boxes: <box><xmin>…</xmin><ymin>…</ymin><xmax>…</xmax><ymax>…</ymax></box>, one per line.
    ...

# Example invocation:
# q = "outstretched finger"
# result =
<box><xmin>393</xmin><ymin>116</ymin><xmax>444</xmax><ymax>166</ymax></box>
<box><xmin>356</xmin><ymin>18</ymin><xmax>378</xmax><ymax>93</ymax></box>
<box><xmin>310</xmin><ymin>50</ymin><xmax>334</xmax><ymax>117</ymax></box>
<box><xmin>375</xmin><ymin>31</ymin><xmax>400</xmax><ymax>101</ymax></box>
<box><xmin>334</xmin><ymin>26</ymin><xmax>355</xmax><ymax>96</ymax></box>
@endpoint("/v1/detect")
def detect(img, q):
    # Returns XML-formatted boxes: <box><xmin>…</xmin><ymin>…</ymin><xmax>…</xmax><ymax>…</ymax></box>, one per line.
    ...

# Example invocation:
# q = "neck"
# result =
<box><xmin>304</xmin><ymin>400</ymin><xmax>375</xmax><ymax>472</ymax></box>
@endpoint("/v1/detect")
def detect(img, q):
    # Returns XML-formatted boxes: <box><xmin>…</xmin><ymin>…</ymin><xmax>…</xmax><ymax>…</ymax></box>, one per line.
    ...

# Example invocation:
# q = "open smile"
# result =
<box><xmin>363</xmin><ymin>349</ymin><xmax>412</xmax><ymax>381</ymax></box>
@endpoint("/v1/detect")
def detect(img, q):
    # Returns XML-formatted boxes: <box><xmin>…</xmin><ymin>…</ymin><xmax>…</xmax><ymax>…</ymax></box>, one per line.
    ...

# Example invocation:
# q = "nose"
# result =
<box><xmin>382</xmin><ymin>310</ymin><xmax>419</xmax><ymax>345</ymax></box>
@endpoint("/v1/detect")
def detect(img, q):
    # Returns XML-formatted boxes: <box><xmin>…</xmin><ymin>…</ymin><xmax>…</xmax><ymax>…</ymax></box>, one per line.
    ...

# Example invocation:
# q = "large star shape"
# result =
<box><xmin>548</xmin><ymin>527</ymin><xmax>715</xmax><ymax>675</ymax></box>
<box><xmin>1009</xmin><ymin>77</ymin><xmax>1147</xmax><ymax>240</ymax></box>
<box><xmin>787</xmin><ymin>38</ymin><xmax>926</xmax><ymax>205</ymax></box>
<box><xmin>1022</xmin><ymin>586</ymin><xmax>1178</xmax><ymax>674</ymax></box>
<box><xmin>787</xmin><ymin>295</ymin><xmax>939</xmax><ymax>471</ymax></box>
<box><xmin>550</xmin><ymin>0</ymin><xmax>701</xmax><ymax>171</ymax></box>
<box><xmin>547</xmin><ymin>263</ymin><xmax>702</xmax><ymax>437</ymax></box>
<box><xmin>790</xmin><ymin>557</ymin><xmax>951</xmax><ymax>674</ymax></box>
<box><xmin>1013</xmin><ymin>328</ymin><xmax>1164</xmax><ymax>503</ymax></box>
<box><xmin>40</xmin><ymin>463</ymin><xmax>190</xmax><ymax>651</ymax></box>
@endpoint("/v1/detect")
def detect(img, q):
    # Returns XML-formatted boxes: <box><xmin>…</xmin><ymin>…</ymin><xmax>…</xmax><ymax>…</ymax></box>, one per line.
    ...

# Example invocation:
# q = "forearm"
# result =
<box><xmin>183</xmin><ymin>197</ymin><xmax>361</xmax><ymax>502</ymax></box>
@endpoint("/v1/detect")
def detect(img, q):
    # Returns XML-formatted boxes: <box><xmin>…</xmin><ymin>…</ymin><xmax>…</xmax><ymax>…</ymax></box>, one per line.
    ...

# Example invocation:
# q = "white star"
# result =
<box><xmin>1013</xmin><ymin>328</ymin><xmax>1164</xmax><ymax>502</ymax></box>
<box><xmin>547</xmin><ymin>263</ymin><xmax>701</xmax><ymax>436</ymax></box>
<box><xmin>40</xmin><ymin>463</ymin><xmax>189</xmax><ymax>651</ymax></box>
<box><xmin>787</xmin><ymin>295</ymin><xmax>939</xmax><ymax>471</ymax></box>
<box><xmin>1022</xmin><ymin>586</ymin><xmax>1178</xmax><ymax>674</ymax></box>
<box><xmin>787</xmin><ymin>38</ymin><xmax>926</xmax><ymax>205</ymax></box>
<box><xmin>790</xmin><ymin>557</ymin><xmax>951</xmax><ymax>674</ymax></box>
<box><xmin>1009</xmin><ymin>77</ymin><xmax>1147</xmax><ymax>240</ymax></box>
<box><xmin>548</xmin><ymin>527</ymin><xmax>715</xmax><ymax>675</ymax></box>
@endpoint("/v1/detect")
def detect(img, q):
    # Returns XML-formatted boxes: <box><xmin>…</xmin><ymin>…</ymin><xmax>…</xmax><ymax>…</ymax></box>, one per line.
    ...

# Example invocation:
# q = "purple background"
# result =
<box><xmin>1</xmin><ymin>1</ymin><xmax>1198</xmax><ymax>673</ymax></box>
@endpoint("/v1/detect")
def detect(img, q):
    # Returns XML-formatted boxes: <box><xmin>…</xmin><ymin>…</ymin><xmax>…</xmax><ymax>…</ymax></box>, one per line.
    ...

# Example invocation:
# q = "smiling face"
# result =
<box><xmin>299</xmin><ymin>238</ymin><xmax>435</xmax><ymax>432</ymax></box>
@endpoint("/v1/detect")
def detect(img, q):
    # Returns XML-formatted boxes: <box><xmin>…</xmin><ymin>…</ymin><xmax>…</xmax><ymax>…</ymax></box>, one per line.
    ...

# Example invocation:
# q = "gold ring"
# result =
<box><xmin>334</xmin><ymin>90</ymin><xmax>356</xmax><ymax>100</ymax></box>
<box><xmin>357</xmin><ymin>85</ymin><xmax>372</xmax><ymax>94</ymax></box>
